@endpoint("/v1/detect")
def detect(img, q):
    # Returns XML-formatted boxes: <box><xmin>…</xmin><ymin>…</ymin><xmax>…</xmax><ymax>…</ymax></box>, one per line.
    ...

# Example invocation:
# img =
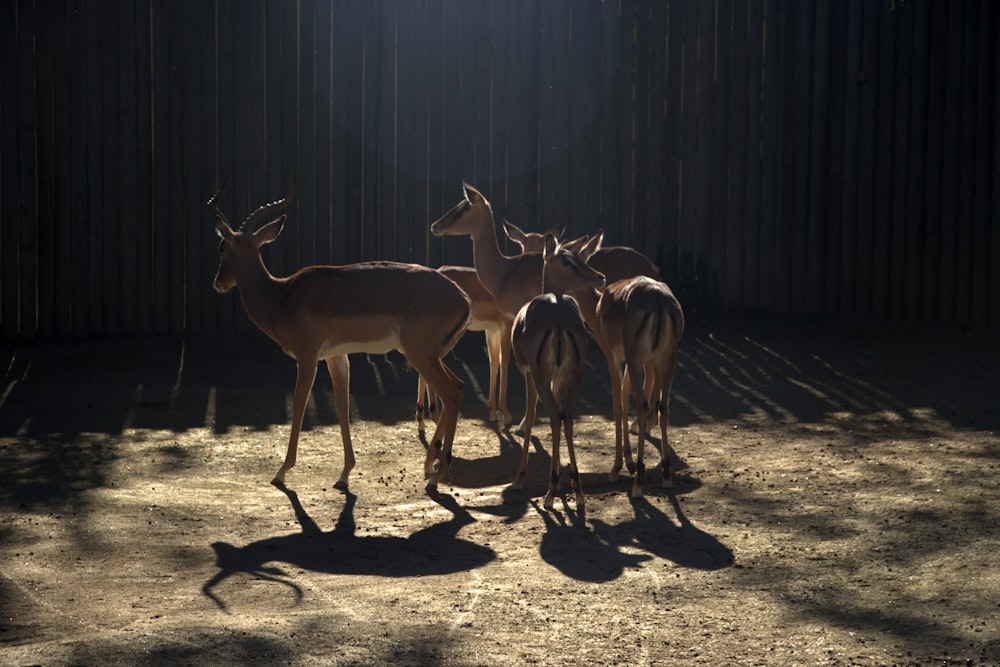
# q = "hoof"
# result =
<box><xmin>543</xmin><ymin>495</ymin><xmax>555</xmax><ymax>510</ymax></box>
<box><xmin>425</xmin><ymin>478</ymin><xmax>438</xmax><ymax>492</ymax></box>
<box><xmin>333</xmin><ymin>479</ymin><xmax>349</xmax><ymax>491</ymax></box>
<box><xmin>625</xmin><ymin>461</ymin><xmax>636</xmax><ymax>475</ymax></box>
<box><xmin>609</xmin><ymin>471</ymin><xmax>620</xmax><ymax>483</ymax></box>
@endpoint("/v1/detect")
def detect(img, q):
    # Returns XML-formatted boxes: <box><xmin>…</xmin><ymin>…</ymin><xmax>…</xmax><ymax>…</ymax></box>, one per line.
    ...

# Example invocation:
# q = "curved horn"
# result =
<box><xmin>206</xmin><ymin>163</ymin><xmax>234</xmax><ymax>228</ymax></box>
<box><xmin>240</xmin><ymin>171</ymin><xmax>295</xmax><ymax>232</ymax></box>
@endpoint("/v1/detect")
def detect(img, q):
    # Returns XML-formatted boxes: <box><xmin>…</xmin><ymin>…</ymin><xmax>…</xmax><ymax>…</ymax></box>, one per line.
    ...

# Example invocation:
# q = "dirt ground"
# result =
<box><xmin>1</xmin><ymin>315</ymin><xmax>997</xmax><ymax>666</ymax></box>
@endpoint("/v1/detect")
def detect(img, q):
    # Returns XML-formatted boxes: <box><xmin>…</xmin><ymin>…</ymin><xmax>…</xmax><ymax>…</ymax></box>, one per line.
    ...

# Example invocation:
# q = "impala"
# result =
<box><xmin>510</xmin><ymin>234</ymin><xmax>605</xmax><ymax>510</ymax></box>
<box><xmin>430</xmin><ymin>183</ymin><xmax>552</xmax><ymax>432</ymax></box>
<box><xmin>416</xmin><ymin>265</ymin><xmax>513</xmax><ymax>430</ymax></box>
<box><xmin>597</xmin><ymin>276</ymin><xmax>684</xmax><ymax>497</ymax></box>
<box><xmin>503</xmin><ymin>223</ymin><xmax>661</xmax><ymax>283</ymax></box>
<box><xmin>209</xmin><ymin>174</ymin><xmax>470</xmax><ymax>491</ymax></box>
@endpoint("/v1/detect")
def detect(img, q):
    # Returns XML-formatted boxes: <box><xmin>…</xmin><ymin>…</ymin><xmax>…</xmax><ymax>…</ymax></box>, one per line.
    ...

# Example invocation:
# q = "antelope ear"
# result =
<box><xmin>543</xmin><ymin>232</ymin><xmax>559</xmax><ymax>260</ymax></box>
<box><xmin>254</xmin><ymin>215</ymin><xmax>286</xmax><ymax>245</ymax></box>
<box><xmin>502</xmin><ymin>219</ymin><xmax>527</xmax><ymax>243</ymax></box>
<box><xmin>580</xmin><ymin>229</ymin><xmax>604</xmax><ymax>260</ymax></box>
<box><xmin>215</xmin><ymin>217</ymin><xmax>236</xmax><ymax>243</ymax></box>
<box><xmin>462</xmin><ymin>181</ymin><xmax>486</xmax><ymax>206</ymax></box>
<box><xmin>544</xmin><ymin>222</ymin><xmax>566</xmax><ymax>241</ymax></box>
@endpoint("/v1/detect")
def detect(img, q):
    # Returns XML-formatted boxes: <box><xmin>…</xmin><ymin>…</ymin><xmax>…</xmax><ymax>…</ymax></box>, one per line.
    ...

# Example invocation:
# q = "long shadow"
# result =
<box><xmin>202</xmin><ymin>484</ymin><xmax>496</xmax><ymax>613</ymax></box>
<box><xmin>536</xmin><ymin>491</ymin><xmax>734</xmax><ymax>582</ymax></box>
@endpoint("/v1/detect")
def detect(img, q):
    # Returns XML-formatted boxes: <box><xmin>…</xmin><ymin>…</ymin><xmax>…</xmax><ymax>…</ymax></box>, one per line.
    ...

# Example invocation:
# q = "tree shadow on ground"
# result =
<box><xmin>202</xmin><ymin>485</ymin><xmax>495</xmax><ymax>613</ymax></box>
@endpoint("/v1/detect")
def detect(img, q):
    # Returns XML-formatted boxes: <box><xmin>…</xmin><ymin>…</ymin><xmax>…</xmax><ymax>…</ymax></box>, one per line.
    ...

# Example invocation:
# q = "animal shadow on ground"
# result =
<box><xmin>534</xmin><ymin>492</ymin><xmax>734</xmax><ymax>583</ymax></box>
<box><xmin>202</xmin><ymin>485</ymin><xmax>496</xmax><ymax>612</ymax></box>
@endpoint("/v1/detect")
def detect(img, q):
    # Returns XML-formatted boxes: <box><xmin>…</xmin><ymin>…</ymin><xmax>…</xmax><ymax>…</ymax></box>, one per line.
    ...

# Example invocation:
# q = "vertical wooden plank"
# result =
<box><xmin>854</xmin><ymin>0</ymin><xmax>879</xmax><ymax>318</ymax></box>
<box><xmin>84</xmin><ymin>0</ymin><xmax>107</xmax><ymax>334</ymax></box>
<box><xmin>117</xmin><ymin>0</ymin><xmax>139</xmax><ymax>335</ymax></box>
<box><xmin>838</xmin><ymin>0</ymin><xmax>862</xmax><ymax>317</ymax></box>
<box><xmin>993</xmin><ymin>8</ymin><xmax>1000</xmax><ymax>329</ymax></box>
<box><xmin>51</xmin><ymin>0</ymin><xmax>73</xmax><ymax>338</ymax></box>
<box><xmin>35</xmin><ymin>1</ymin><xmax>57</xmax><ymax>338</ymax></box>
<box><xmin>903</xmin><ymin>0</ymin><xmax>930</xmax><ymax>323</ymax></box>
<box><xmin>166</xmin><ymin>6</ymin><xmax>185</xmax><ymax>335</ymax></box>
<box><xmin>313</xmin><ymin>0</ymin><xmax>333</xmax><ymax>265</ymax></box>
<box><xmin>871</xmin><ymin>2</ymin><xmax>895</xmax><ymax>320</ymax></box>
<box><xmin>678</xmin><ymin>0</ymin><xmax>698</xmax><ymax>282</ymax></box>
<box><xmin>704</xmin><ymin>0</ymin><xmax>728</xmax><ymax>308</ymax></box>
<box><xmin>1</xmin><ymin>1</ymin><xmax>21</xmax><ymax>338</ymax></box>
<box><xmin>971</xmin><ymin>0</ymin><xmax>994</xmax><ymax>328</ymax></box>
<box><xmin>67</xmin><ymin>0</ymin><xmax>89</xmax><ymax>338</ymax></box>
<box><xmin>330</xmin><ymin>1</ymin><xmax>356</xmax><ymax>265</ymax></box>
<box><xmin>195</xmin><ymin>0</ymin><xmax>216</xmax><ymax>336</ymax></box>
<box><xmin>660</xmin><ymin>0</ymin><xmax>684</xmax><ymax>280</ymax></box>
<box><xmin>758</xmin><ymin>0</ymin><xmax>782</xmax><ymax>312</ymax></box>
<box><xmin>150</xmin><ymin>1</ymin><xmax>168</xmax><ymax>334</ymax></box>
<box><xmin>394</xmin><ymin>0</ymin><xmax>418</xmax><ymax>263</ymax></box>
<box><xmin>888</xmin><ymin>2</ymin><xmax>912</xmax><ymax>322</ymax></box>
<box><xmin>180</xmin><ymin>0</ymin><xmax>203</xmax><ymax>335</ymax></box>
<box><xmin>643</xmin><ymin>0</ymin><xmax>667</xmax><ymax>277</ymax></box>
<box><xmin>723</xmin><ymin>0</ymin><xmax>747</xmax><ymax>313</ymax></box>
<box><xmin>100</xmin><ymin>5</ymin><xmax>122</xmax><ymax>335</ymax></box>
<box><xmin>823</xmin><ymin>0</ymin><xmax>847</xmax><ymax>317</ymax></box>
<box><xmin>806</xmin><ymin>0</ymin><xmax>831</xmax><ymax>315</ymax></box>
<box><xmin>299</xmin><ymin>0</ymin><xmax>319</xmax><ymax>267</ymax></box>
<box><xmin>359</xmin><ymin>1</ymin><xmax>381</xmax><ymax>260</ymax></box>
<box><xmin>742</xmin><ymin>0</ymin><xmax>764</xmax><ymax>310</ymax></box>
<box><xmin>16</xmin><ymin>0</ymin><xmax>38</xmax><ymax>338</ymax></box>
<box><xmin>501</xmin><ymin>0</ymin><xmax>528</xmax><ymax>233</ymax></box>
<box><xmin>955</xmin><ymin>3</ymin><xmax>978</xmax><ymax>327</ymax></box>
<box><xmin>920</xmin><ymin>1</ymin><xmax>946</xmax><ymax>324</ymax></box>
<box><xmin>937</xmin><ymin>2</ymin><xmax>962</xmax><ymax>325</ymax></box>
<box><xmin>376</xmin><ymin>0</ymin><xmax>396</xmax><ymax>260</ymax></box>
<box><xmin>618</xmin><ymin>0</ymin><xmax>637</xmax><ymax>247</ymax></box>
<box><xmin>213</xmin><ymin>0</ymin><xmax>236</xmax><ymax>335</ymax></box>
<box><xmin>135</xmin><ymin>0</ymin><xmax>154</xmax><ymax>335</ymax></box>
<box><xmin>782</xmin><ymin>1</ymin><xmax>811</xmax><ymax>314</ymax></box>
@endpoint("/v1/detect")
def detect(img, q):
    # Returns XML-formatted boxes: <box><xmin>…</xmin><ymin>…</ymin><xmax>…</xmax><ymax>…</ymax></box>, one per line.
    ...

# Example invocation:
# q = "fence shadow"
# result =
<box><xmin>1</xmin><ymin>316</ymin><xmax>996</xmax><ymax>515</ymax></box>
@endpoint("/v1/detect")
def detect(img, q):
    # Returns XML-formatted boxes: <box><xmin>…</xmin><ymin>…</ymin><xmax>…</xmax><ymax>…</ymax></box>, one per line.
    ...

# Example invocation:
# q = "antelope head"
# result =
<box><xmin>208</xmin><ymin>173</ymin><xmax>294</xmax><ymax>293</ymax></box>
<box><xmin>430</xmin><ymin>182</ymin><xmax>494</xmax><ymax>237</ymax></box>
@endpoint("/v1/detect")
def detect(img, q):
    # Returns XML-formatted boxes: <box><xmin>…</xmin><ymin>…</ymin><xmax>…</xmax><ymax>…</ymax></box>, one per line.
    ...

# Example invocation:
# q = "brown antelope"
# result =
<box><xmin>430</xmin><ymin>183</ymin><xmax>552</xmax><ymax>432</ymax></box>
<box><xmin>416</xmin><ymin>265</ymin><xmax>513</xmax><ymax>430</ymax></box>
<box><xmin>209</xmin><ymin>174</ymin><xmax>469</xmax><ymax>491</ymax></box>
<box><xmin>503</xmin><ymin>223</ymin><xmax>661</xmax><ymax>284</ymax></box>
<box><xmin>597</xmin><ymin>276</ymin><xmax>684</xmax><ymax>497</ymax></box>
<box><xmin>510</xmin><ymin>234</ymin><xmax>605</xmax><ymax>510</ymax></box>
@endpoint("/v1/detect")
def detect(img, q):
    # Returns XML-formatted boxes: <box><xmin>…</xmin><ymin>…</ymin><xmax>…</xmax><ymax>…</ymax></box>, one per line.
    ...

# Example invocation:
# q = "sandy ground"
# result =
<box><xmin>1</xmin><ymin>316</ymin><xmax>998</xmax><ymax>666</ymax></box>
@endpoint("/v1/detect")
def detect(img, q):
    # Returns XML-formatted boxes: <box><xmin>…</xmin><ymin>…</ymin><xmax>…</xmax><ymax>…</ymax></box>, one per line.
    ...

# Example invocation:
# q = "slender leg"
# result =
<box><xmin>415</xmin><ymin>374</ymin><xmax>428</xmax><ymax>433</ymax></box>
<box><xmin>621</xmin><ymin>366</ymin><xmax>637</xmax><ymax>474</ymax></box>
<box><xmin>537</xmin><ymin>382</ymin><xmax>562</xmax><ymax>510</ymax></box>
<box><xmin>412</xmin><ymin>355</ymin><xmax>464</xmax><ymax>489</ymax></box>
<box><xmin>626</xmin><ymin>356</ymin><xmax>647</xmax><ymax>498</ymax></box>
<box><xmin>484</xmin><ymin>328</ymin><xmax>501</xmax><ymax>423</ymax></box>
<box><xmin>564</xmin><ymin>372</ymin><xmax>585</xmax><ymax>510</ymax></box>
<box><xmin>660</xmin><ymin>351</ymin><xmax>679</xmax><ymax>488</ymax></box>
<box><xmin>511</xmin><ymin>373</ymin><xmax>537</xmax><ymax>489</ymax></box>
<box><xmin>607</xmin><ymin>358</ymin><xmax>626</xmax><ymax>483</ymax></box>
<box><xmin>497</xmin><ymin>319</ymin><xmax>513</xmax><ymax>426</ymax></box>
<box><xmin>326</xmin><ymin>355</ymin><xmax>355</xmax><ymax>490</ymax></box>
<box><xmin>273</xmin><ymin>357</ymin><xmax>319</xmax><ymax>485</ymax></box>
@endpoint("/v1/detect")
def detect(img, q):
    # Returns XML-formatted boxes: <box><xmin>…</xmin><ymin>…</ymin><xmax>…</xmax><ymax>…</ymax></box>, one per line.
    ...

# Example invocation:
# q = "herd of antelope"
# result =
<box><xmin>209</xmin><ymin>178</ymin><xmax>684</xmax><ymax>510</ymax></box>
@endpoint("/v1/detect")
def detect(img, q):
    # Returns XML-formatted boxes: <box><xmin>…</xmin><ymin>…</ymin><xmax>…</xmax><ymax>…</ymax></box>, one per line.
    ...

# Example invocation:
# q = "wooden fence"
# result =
<box><xmin>2</xmin><ymin>0</ymin><xmax>998</xmax><ymax>340</ymax></box>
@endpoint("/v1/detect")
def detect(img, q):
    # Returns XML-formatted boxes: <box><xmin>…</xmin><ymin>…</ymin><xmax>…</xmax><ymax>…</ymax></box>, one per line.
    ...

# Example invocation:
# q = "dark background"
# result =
<box><xmin>2</xmin><ymin>0</ymin><xmax>998</xmax><ymax>339</ymax></box>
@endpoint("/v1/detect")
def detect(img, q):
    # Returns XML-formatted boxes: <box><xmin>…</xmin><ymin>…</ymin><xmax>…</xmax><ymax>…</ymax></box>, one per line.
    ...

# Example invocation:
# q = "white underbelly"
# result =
<box><xmin>319</xmin><ymin>328</ymin><xmax>401</xmax><ymax>358</ymax></box>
